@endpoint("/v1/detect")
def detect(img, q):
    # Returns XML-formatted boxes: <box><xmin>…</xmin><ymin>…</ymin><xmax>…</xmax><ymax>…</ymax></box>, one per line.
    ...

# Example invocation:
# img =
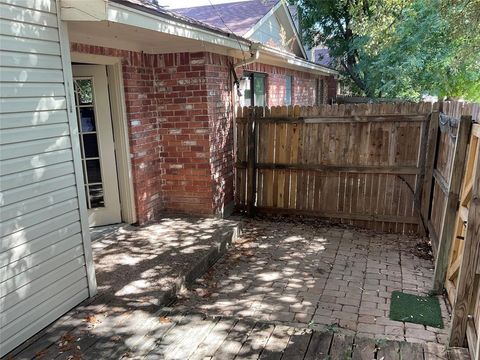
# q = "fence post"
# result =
<box><xmin>433</xmin><ymin>115</ymin><xmax>473</xmax><ymax>292</ymax></box>
<box><xmin>246</xmin><ymin>108</ymin><xmax>257</xmax><ymax>216</ymax></box>
<box><xmin>420</xmin><ymin>110</ymin><xmax>439</xmax><ymax>228</ymax></box>
<box><xmin>448</xmin><ymin>139</ymin><xmax>480</xmax><ymax>347</ymax></box>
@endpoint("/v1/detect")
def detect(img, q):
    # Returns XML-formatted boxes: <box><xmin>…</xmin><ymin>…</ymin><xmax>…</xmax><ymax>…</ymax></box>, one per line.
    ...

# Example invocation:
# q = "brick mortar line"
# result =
<box><xmin>356</xmin><ymin>232</ymin><xmax>374</xmax><ymax>336</ymax></box>
<box><xmin>398</xmin><ymin>236</ymin><xmax>408</xmax><ymax>342</ymax></box>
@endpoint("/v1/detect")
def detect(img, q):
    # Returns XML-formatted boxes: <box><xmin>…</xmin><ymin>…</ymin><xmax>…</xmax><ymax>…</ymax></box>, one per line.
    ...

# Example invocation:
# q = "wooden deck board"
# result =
<box><xmin>377</xmin><ymin>340</ymin><xmax>401</xmax><ymax>360</ymax></box>
<box><xmin>399</xmin><ymin>341</ymin><xmax>424</xmax><ymax>360</ymax></box>
<box><xmin>211</xmin><ymin>319</ymin><xmax>257</xmax><ymax>360</ymax></box>
<box><xmin>235</xmin><ymin>322</ymin><xmax>275</xmax><ymax>360</ymax></box>
<box><xmin>329</xmin><ymin>333</ymin><xmax>354</xmax><ymax>360</ymax></box>
<box><xmin>258</xmin><ymin>325</ymin><xmax>293</xmax><ymax>360</ymax></box>
<box><xmin>280</xmin><ymin>329</ymin><xmax>312</xmax><ymax>360</ymax></box>
<box><xmin>351</xmin><ymin>337</ymin><xmax>377</xmax><ymax>360</ymax></box>
<box><xmin>303</xmin><ymin>331</ymin><xmax>333</xmax><ymax>360</ymax></box>
<box><xmin>11</xmin><ymin>311</ymin><xmax>463</xmax><ymax>360</ymax></box>
<box><xmin>188</xmin><ymin>318</ymin><xmax>237</xmax><ymax>360</ymax></box>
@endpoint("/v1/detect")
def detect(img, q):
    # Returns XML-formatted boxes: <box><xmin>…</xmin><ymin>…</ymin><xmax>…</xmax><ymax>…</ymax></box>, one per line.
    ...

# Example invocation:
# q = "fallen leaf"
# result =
<box><xmin>34</xmin><ymin>349</ymin><xmax>47</xmax><ymax>358</ymax></box>
<box><xmin>84</xmin><ymin>315</ymin><xmax>98</xmax><ymax>324</ymax></box>
<box><xmin>159</xmin><ymin>316</ymin><xmax>172</xmax><ymax>323</ymax></box>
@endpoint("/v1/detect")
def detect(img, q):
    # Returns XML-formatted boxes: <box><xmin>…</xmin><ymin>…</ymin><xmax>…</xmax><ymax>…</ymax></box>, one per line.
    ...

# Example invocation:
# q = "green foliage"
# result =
<box><xmin>294</xmin><ymin>0</ymin><xmax>480</xmax><ymax>101</ymax></box>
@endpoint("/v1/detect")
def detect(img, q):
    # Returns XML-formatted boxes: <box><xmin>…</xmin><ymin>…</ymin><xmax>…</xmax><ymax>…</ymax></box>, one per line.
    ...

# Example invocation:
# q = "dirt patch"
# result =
<box><xmin>412</xmin><ymin>238</ymin><xmax>434</xmax><ymax>261</ymax></box>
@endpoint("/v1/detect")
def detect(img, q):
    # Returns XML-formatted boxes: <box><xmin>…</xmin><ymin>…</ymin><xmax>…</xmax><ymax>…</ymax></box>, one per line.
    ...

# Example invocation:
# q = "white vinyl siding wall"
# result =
<box><xmin>0</xmin><ymin>0</ymin><xmax>93</xmax><ymax>356</ymax></box>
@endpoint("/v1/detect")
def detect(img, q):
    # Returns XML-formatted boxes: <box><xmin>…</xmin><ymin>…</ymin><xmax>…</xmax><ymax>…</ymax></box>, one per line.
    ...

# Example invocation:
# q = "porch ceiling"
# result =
<box><xmin>68</xmin><ymin>20</ymin><xmax>232</xmax><ymax>55</ymax></box>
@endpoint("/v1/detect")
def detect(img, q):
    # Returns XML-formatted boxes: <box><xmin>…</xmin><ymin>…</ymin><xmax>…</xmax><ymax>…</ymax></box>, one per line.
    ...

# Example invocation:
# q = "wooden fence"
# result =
<box><xmin>235</xmin><ymin>103</ymin><xmax>434</xmax><ymax>234</ymax></box>
<box><xmin>419</xmin><ymin>102</ymin><xmax>479</xmax><ymax>356</ymax></box>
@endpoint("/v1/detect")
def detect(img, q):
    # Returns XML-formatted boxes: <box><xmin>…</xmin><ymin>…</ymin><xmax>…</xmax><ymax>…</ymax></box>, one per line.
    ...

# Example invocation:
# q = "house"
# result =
<box><xmin>0</xmin><ymin>0</ymin><xmax>337</xmax><ymax>355</ymax></box>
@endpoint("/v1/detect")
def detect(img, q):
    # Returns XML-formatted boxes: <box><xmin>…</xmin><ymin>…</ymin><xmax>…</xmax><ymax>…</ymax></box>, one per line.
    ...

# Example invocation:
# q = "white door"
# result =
<box><xmin>72</xmin><ymin>65</ymin><xmax>121</xmax><ymax>226</ymax></box>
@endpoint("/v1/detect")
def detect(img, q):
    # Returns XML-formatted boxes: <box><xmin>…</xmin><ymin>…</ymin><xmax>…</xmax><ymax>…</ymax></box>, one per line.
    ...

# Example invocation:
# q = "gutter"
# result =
<box><xmin>258</xmin><ymin>44</ymin><xmax>338</xmax><ymax>76</ymax></box>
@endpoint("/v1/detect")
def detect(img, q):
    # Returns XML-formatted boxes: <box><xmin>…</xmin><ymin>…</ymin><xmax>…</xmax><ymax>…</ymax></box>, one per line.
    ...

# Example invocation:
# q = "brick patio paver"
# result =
<box><xmin>176</xmin><ymin>218</ymin><xmax>451</xmax><ymax>347</ymax></box>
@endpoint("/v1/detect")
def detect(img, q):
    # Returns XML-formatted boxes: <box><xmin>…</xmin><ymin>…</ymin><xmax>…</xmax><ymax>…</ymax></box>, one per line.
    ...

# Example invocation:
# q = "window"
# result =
<box><xmin>285</xmin><ymin>75</ymin><xmax>293</xmax><ymax>105</ymax></box>
<box><xmin>239</xmin><ymin>72</ymin><xmax>266</xmax><ymax>107</ymax></box>
<box><xmin>73</xmin><ymin>78</ymin><xmax>105</xmax><ymax>209</ymax></box>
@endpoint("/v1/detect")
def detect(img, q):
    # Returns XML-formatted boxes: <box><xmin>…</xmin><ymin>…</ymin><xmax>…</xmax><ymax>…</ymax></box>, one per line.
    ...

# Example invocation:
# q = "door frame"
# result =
<box><xmin>71</xmin><ymin>52</ymin><xmax>137</xmax><ymax>224</ymax></box>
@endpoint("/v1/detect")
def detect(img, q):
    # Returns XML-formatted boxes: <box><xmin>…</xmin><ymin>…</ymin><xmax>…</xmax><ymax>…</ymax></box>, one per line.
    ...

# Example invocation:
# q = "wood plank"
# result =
<box><xmin>211</xmin><ymin>319</ymin><xmax>256</xmax><ymax>360</ymax></box>
<box><xmin>376</xmin><ymin>340</ymin><xmax>400</xmax><ymax>360</ymax></box>
<box><xmin>421</xmin><ymin>111</ymin><xmax>440</xmax><ymax>229</ymax></box>
<box><xmin>433</xmin><ymin>116</ymin><xmax>473</xmax><ymax>291</ymax></box>
<box><xmin>188</xmin><ymin>318</ymin><xmax>238</xmax><ymax>360</ymax></box>
<box><xmin>258</xmin><ymin>325</ymin><xmax>292</xmax><ymax>360</ymax></box>
<box><xmin>144</xmin><ymin>314</ymin><xmax>193</xmax><ymax>360</ymax></box>
<box><xmin>448</xmin><ymin>347</ymin><xmax>471</xmax><ymax>360</ymax></box>
<box><xmin>433</xmin><ymin>168</ymin><xmax>450</xmax><ymax>195</ymax></box>
<box><xmin>235</xmin><ymin>323</ymin><xmax>275</xmax><ymax>360</ymax></box>
<box><xmin>235</xmin><ymin>162</ymin><xmax>420</xmax><ymax>175</ymax></box>
<box><xmin>399</xmin><ymin>341</ymin><xmax>423</xmax><ymax>360</ymax></box>
<box><xmin>280</xmin><ymin>329</ymin><xmax>312</xmax><ymax>360</ymax></box>
<box><xmin>303</xmin><ymin>331</ymin><xmax>333</xmax><ymax>360</ymax></box>
<box><xmin>329</xmin><ymin>333</ymin><xmax>354</xmax><ymax>360</ymax></box>
<box><xmin>85</xmin><ymin>308</ymin><xmax>177</xmax><ymax>360</ymax></box>
<box><xmin>237</xmin><ymin>114</ymin><xmax>427</xmax><ymax>124</ymax></box>
<box><xmin>465</xmin><ymin>320</ymin><xmax>478</xmax><ymax>360</ymax></box>
<box><xmin>124</xmin><ymin>313</ymin><xmax>190</xmax><ymax>359</ymax></box>
<box><xmin>448</xmin><ymin>142</ymin><xmax>480</xmax><ymax>346</ymax></box>
<box><xmin>351</xmin><ymin>337</ymin><xmax>376</xmax><ymax>360</ymax></box>
<box><xmin>415</xmin><ymin>116</ymin><xmax>431</xmax><ymax>234</ymax></box>
<box><xmin>157</xmin><ymin>315</ymin><xmax>215</xmax><ymax>360</ymax></box>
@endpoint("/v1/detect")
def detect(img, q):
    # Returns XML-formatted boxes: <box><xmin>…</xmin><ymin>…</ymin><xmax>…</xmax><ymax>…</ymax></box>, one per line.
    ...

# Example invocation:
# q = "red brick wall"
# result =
<box><xmin>205</xmin><ymin>53</ymin><xmax>235</xmax><ymax>215</ymax></box>
<box><xmin>153</xmin><ymin>52</ymin><xmax>214</xmax><ymax>215</ymax></box>
<box><xmin>71</xmin><ymin>43</ymin><xmax>162</xmax><ymax>224</ymax></box>
<box><xmin>238</xmin><ymin>62</ymin><xmax>332</xmax><ymax>106</ymax></box>
<box><xmin>70</xmin><ymin>43</ymin><xmax>336</xmax><ymax>223</ymax></box>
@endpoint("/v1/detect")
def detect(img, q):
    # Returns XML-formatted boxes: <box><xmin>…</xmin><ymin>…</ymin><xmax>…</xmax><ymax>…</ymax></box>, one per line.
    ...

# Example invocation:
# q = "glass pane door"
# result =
<box><xmin>73</xmin><ymin>78</ymin><xmax>105</xmax><ymax>209</ymax></box>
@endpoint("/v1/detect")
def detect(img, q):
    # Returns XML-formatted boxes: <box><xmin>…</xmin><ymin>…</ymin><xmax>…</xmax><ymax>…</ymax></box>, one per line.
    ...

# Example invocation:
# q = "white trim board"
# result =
<box><xmin>71</xmin><ymin>51</ymin><xmax>137</xmax><ymax>225</ymax></box>
<box><xmin>57</xmin><ymin>13</ymin><xmax>97</xmax><ymax>298</ymax></box>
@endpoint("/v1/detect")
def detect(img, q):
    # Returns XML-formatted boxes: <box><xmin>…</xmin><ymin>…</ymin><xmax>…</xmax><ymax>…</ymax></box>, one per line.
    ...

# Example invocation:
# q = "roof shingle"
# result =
<box><xmin>173</xmin><ymin>0</ymin><xmax>279</xmax><ymax>36</ymax></box>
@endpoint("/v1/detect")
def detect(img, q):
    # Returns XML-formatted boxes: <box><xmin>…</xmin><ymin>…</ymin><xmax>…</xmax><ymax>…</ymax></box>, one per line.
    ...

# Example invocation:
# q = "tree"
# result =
<box><xmin>366</xmin><ymin>0</ymin><xmax>480</xmax><ymax>101</ymax></box>
<box><xmin>295</xmin><ymin>0</ymin><xmax>408</xmax><ymax>96</ymax></box>
<box><xmin>295</xmin><ymin>0</ymin><xmax>480</xmax><ymax>101</ymax></box>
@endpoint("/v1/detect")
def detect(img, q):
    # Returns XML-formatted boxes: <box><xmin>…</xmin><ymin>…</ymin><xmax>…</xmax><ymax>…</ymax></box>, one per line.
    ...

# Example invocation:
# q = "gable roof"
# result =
<box><xmin>173</xmin><ymin>1</ymin><xmax>278</xmax><ymax>37</ymax></box>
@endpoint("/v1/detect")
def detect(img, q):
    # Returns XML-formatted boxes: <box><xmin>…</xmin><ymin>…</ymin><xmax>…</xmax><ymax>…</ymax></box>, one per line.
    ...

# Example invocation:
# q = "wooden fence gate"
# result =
<box><xmin>446</xmin><ymin>121</ymin><xmax>480</xmax><ymax>356</ymax></box>
<box><xmin>235</xmin><ymin>103</ymin><xmax>433</xmax><ymax>234</ymax></box>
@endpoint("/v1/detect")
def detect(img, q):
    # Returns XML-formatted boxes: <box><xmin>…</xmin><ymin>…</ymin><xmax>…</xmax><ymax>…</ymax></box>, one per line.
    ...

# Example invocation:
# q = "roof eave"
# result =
<box><xmin>61</xmin><ymin>0</ymin><xmax>337</xmax><ymax>76</ymax></box>
<box><xmin>258</xmin><ymin>44</ymin><xmax>338</xmax><ymax>76</ymax></box>
<box><xmin>105</xmin><ymin>0</ymin><xmax>252</xmax><ymax>52</ymax></box>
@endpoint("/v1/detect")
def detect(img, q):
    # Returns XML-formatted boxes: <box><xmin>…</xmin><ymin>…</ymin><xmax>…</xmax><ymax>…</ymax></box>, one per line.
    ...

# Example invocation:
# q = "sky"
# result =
<box><xmin>161</xmin><ymin>0</ymin><xmax>250</xmax><ymax>9</ymax></box>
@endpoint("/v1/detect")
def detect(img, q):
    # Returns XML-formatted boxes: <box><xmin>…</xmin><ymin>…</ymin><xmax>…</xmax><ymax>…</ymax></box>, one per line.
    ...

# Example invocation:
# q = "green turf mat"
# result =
<box><xmin>389</xmin><ymin>291</ymin><xmax>444</xmax><ymax>328</ymax></box>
